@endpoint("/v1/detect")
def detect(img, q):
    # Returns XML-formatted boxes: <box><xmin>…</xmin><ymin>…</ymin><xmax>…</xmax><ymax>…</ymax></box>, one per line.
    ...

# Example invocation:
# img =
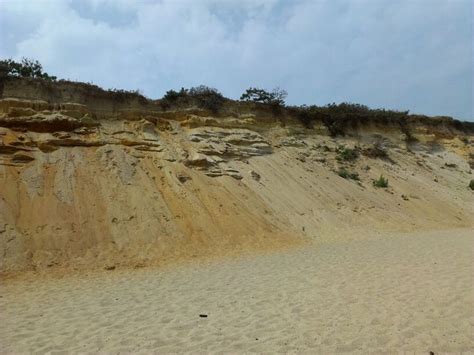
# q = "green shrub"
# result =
<box><xmin>337</xmin><ymin>169</ymin><xmax>349</xmax><ymax>178</ymax></box>
<box><xmin>188</xmin><ymin>85</ymin><xmax>225</xmax><ymax>113</ymax></box>
<box><xmin>337</xmin><ymin>168</ymin><xmax>359</xmax><ymax>180</ymax></box>
<box><xmin>336</xmin><ymin>146</ymin><xmax>359</xmax><ymax>162</ymax></box>
<box><xmin>106</xmin><ymin>88</ymin><xmax>147</xmax><ymax>103</ymax></box>
<box><xmin>163</xmin><ymin>88</ymin><xmax>188</xmax><ymax>102</ymax></box>
<box><xmin>469</xmin><ymin>180</ymin><xmax>474</xmax><ymax>190</ymax></box>
<box><xmin>363</xmin><ymin>142</ymin><xmax>396</xmax><ymax>164</ymax></box>
<box><xmin>291</xmin><ymin>102</ymin><xmax>410</xmax><ymax>136</ymax></box>
<box><xmin>297</xmin><ymin>108</ymin><xmax>314</xmax><ymax>128</ymax></box>
<box><xmin>160</xmin><ymin>85</ymin><xmax>225</xmax><ymax>113</ymax></box>
<box><xmin>373</xmin><ymin>175</ymin><xmax>389</xmax><ymax>188</ymax></box>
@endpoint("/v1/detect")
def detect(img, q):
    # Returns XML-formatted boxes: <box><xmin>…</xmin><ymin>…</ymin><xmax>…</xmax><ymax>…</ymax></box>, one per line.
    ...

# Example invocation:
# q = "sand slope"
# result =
<box><xmin>1</xmin><ymin>228</ymin><xmax>472</xmax><ymax>353</ymax></box>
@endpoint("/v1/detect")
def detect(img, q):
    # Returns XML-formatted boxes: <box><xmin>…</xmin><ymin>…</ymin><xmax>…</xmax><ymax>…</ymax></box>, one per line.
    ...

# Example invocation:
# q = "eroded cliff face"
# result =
<box><xmin>1</xmin><ymin>80</ymin><xmax>473</xmax><ymax>272</ymax></box>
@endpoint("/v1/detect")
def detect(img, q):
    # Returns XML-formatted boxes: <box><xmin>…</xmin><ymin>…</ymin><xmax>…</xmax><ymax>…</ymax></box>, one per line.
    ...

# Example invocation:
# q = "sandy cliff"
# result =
<box><xmin>1</xmin><ymin>78</ymin><xmax>473</xmax><ymax>272</ymax></box>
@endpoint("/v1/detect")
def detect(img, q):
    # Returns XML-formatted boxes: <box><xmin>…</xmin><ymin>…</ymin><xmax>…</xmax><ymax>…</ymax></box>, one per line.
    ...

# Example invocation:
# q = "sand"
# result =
<box><xmin>1</xmin><ymin>228</ymin><xmax>473</xmax><ymax>353</ymax></box>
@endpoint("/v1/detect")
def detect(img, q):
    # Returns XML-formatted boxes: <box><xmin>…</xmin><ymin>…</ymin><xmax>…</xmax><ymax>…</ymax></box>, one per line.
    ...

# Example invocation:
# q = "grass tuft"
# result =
<box><xmin>337</xmin><ymin>168</ymin><xmax>360</xmax><ymax>180</ymax></box>
<box><xmin>373</xmin><ymin>175</ymin><xmax>389</xmax><ymax>188</ymax></box>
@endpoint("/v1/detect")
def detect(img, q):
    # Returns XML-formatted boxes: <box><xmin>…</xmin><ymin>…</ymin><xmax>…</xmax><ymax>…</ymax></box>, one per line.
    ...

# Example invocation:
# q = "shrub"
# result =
<box><xmin>188</xmin><ymin>85</ymin><xmax>221</xmax><ymax>97</ymax></box>
<box><xmin>336</xmin><ymin>146</ymin><xmax>359</xmax><ymax>162</ymax></box>
<box><xmin>106</xmin><ymin>88</ymin><xmax>147</xmax><ymax>103</ymax></box>
<box><xmin>469</xmin><ymin>180</ymin><xmax>474</xmax><ymax>190</ymax></box>
<box><xmin>292</xmin><ymin>102</ymin><xmax>409</xmax><ymax>135</ymax></box>
<box><xmin>188</xmin><ymin>85</ymin><xmax>225</xmax><ymax>113</ymax></box>
<box><xmin>363</xmin><ymin>142</ymin><xmax>395</xmax><ymax>163</ymax></box>
<box><xmin>297</xmin><ymin>109</ymin><xmax>314</xmax><ymax>128</ymax></box>
<box><xmin>337</xmin><ymin>168</ymin><xmax>360</xmax><ymax>180</ymax></box>
<box><xmin>162</xmin><ymin>88</ymin><xmax>188</xmax><ymax>102</ymax></box>
<box><xmin>373</xmin><ymin>175</ymin><xmax>389</xmax><ymax>188</ymax></box>
<box><xmin>160</xmin><ymin>85</ymin><xmax>225</xmax><ymax>113</ymax></box>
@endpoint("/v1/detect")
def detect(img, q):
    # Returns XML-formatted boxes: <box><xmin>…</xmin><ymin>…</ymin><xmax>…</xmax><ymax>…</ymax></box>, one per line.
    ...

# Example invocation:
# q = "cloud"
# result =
<box><xmin>0</xmin><ymin>0</ymin><xmax>472</xmax><ymax>120</ymax></box>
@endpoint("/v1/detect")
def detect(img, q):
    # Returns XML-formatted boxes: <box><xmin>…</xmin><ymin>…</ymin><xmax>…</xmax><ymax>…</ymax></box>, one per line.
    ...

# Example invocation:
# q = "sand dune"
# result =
<box><xmin>1</xmin><ymin>228</ymin><xmax>472</xmax><ymax>353</ymax></box>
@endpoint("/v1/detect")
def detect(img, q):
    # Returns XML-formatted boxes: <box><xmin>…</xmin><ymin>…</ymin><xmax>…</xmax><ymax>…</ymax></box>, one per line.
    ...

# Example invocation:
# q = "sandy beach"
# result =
<box><xmin>1</xmin><ymin>228</ymin><xmax>473</xmax><ymax>353</ymax></box>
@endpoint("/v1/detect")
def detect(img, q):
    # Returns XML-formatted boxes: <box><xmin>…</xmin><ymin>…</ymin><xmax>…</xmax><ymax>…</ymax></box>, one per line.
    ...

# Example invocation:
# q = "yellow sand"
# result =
<box><xmin>1</xmin><ymin>228</ymin><xmax>472</xmax><ymax>353</ymax></box>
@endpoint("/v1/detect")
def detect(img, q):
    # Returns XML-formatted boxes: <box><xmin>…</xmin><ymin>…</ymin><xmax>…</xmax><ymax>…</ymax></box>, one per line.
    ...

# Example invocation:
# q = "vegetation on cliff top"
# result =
<box><xmin>0</xmin><ymin>58</ymin><xmax>57</xmax><ymax>81</ymax></box>
<box><xmin>1</xmin><ymin>57</ymin><xmax>472</xmax><ymax>135</ymax></box>
<box><xmin>0</xmin><ymin>57</ymin><xmax>147</xmax><ymax>103</ymax></box>
<box><xmin>240</xmin><ymin>87</ymin><xmax>287</xmax><ymax>106</ymax></box>
<box><xmin>161</xmin><ymin>85</ymin><xmax>226</xmax><ymax>113</ymax></box>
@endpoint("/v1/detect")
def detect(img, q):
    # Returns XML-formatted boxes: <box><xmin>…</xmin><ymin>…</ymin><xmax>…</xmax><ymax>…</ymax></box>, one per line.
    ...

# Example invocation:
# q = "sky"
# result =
<box><xmin>0</xmin><ymin>0</ymin><xmax>472</xmax><ymax>121</ymax></box>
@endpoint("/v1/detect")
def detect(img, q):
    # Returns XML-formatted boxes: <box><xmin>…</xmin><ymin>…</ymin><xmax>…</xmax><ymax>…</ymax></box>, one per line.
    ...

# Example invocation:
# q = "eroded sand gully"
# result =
<box><xmin>1</xmin><ymin>228</ymin><xmax>473</xmax><ymax>353</ymax></box>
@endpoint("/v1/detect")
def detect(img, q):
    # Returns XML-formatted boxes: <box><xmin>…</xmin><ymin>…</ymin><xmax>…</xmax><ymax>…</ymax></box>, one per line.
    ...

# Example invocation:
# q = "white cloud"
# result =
<box><xmin>0</xmin><ymin>0</ymin><xmax>471</xmax><ymax>120</ymax></box>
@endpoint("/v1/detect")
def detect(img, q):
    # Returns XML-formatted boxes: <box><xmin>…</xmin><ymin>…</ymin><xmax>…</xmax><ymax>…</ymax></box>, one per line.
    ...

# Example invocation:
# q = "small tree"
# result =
<box><xmin>240</xmin><ymin>87</ymin><xmax>287</xmax><ymax>106</ymax></box>
<box><xmin>269</xmin><ymin>87</ymin><xmax>287</xmax><ymax>106</ymax></box>
<box><xmin>0</xmin><ymin>57</ymin><xmax>57</xmax><ymax>81</ymax></box>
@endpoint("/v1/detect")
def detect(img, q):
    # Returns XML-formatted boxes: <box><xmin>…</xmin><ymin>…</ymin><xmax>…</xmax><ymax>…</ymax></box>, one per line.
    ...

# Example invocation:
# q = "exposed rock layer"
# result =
<box><xmin>1</xmin><ymin>79</ymin><xmax>473</xmax><ymax>272</ymax></box>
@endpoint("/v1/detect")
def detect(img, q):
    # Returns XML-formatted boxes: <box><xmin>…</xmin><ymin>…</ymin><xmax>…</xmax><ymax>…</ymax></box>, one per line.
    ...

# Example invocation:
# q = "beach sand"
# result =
<box><xmin>1</xmin><ymin>228</ymin><xmax>473</xmax><ymax>353</ymax></box>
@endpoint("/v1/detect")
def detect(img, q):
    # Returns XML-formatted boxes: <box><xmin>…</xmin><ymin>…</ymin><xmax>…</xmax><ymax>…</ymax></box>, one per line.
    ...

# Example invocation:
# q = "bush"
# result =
<box><xmin>337</xmin><ymin>168</ymin><xmax>360</xmax><ymax>180</ymax></box>
<box><xmin>292</xmin><ymin>102</ymin><xmax>409</xmax><ymax>135</ymax></box>
<box><xmin>162</xmin><ymin>88</ymin><xmax>188</xmax><ymax>102</ymax></box>
<box><xmin>363</xmin><ymin>142</ymin><xmax>395</xmax><ymax>163</ymax></box>
<box><xmin>469</xmin><ymin>180</ymin><xmax>474</xmax><ymax>190</ymax></box>
<box><xmin>160</xmin><ymin>85</ymin><xmax>225</xmax><ymax>113</ymax></box>
<box><xmin>336</xmin><ymin>146</ymin><xmax>359</xmax><ymax>162</ymax></box>
<box><xmin>188</xmin><ymin>85</ymin><xmax>219</xmax><ymax>97</ymax></box>
<box><xmin>105</xmin><ymin>88</ymin><xmax>147</xmax><ymax>103</ymax></box>
<box><xmin>297</xmin><ymin>109</ymin><xmax>314</xmax><ymax>128</ymax></box>
<box><xmin>188</xmin><ymin>85</ymin><xmax>225</xmax><ymax>113</ymax></box>
<box><xmin>373</xmin><ymin>175</ymin><xmax>389</xmax><ymax>188</ymax></box>
<box><xmin>0</xmin><ymin>57</ymin><xmax>57</xmax><ymax>81</ymax></box>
